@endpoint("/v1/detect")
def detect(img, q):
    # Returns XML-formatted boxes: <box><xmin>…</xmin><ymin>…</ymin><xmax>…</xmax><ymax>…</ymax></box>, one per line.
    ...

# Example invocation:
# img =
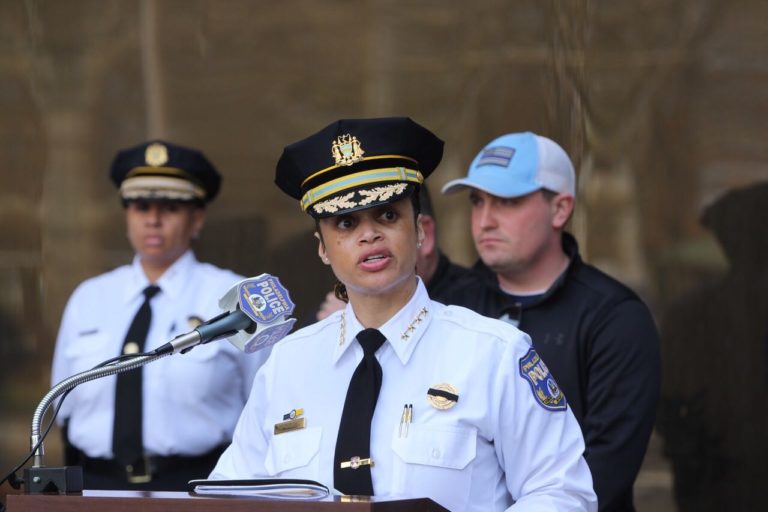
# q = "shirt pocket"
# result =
<box><xmin>62</xmin><ymin>331</ymin><xmax>113</xmax><ymax>375</ymax></box>
<box><xmin>390</xmin><ymin>423</ymin><xmax>477</xmax><ymax>510</ymax></box>
<box><xmin>264</xmin><ymin>426</ymin><xmax>323</xmax><ymax>478</ymax></box>
<box><xmin>60</xmin><ymin>331</ymin><xmax>115</xmax><ymax>407</ymax></box>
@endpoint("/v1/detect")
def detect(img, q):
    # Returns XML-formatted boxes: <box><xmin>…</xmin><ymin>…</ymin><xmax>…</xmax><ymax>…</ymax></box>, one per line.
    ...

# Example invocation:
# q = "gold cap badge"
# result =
<box><xmin>427</xmin><ymin>383</ymin><xmax>459</xmax><ymax>410</ymax></box>
<box><xmin>331</xmin><ymin>134</ymin><xmax>364</xmax><ymax>166</ymax></box>
<box><xmin>145</xmin><ymin>142</ymin><xmax>169</xmax><ymax>167</ymax></box>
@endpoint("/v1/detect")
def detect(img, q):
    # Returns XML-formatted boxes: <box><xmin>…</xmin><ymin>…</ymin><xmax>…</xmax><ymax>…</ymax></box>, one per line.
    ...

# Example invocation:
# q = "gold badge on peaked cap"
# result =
<box><xmin>332</xmin><ymin>134</ymin><xmax>364</xmax><ymax>166</ymax></box>
<box><xmin>427</xmin><ymin>383</ymin><xmax>459</xmax><ymax>410</ymax></box>
<box><xmin>145</xmin><ymin>142</ymin><xmax>169</xmax><ymax>167</ymax></box>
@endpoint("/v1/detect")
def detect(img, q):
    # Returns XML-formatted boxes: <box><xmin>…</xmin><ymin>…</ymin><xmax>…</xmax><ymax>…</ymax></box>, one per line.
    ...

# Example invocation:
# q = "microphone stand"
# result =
<box><xmin>24</xmin><ymin>352</ymin><xmax>170</xmax><ymax>494</ymax></box>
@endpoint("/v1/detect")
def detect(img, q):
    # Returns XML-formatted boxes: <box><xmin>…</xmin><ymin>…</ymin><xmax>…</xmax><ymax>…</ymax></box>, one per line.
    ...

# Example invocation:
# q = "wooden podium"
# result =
<box><xmin>6</xmin><ymin>490</ymin><xmax>448</xmax><ymax>512</ymax></box>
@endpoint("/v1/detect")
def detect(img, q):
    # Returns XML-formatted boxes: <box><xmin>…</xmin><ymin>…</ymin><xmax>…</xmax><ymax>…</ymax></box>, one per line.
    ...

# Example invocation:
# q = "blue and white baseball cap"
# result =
<box><xmin>441</xmin><ymin>132</ymin><xmax>575</xmax><ymax>198</ymax></box>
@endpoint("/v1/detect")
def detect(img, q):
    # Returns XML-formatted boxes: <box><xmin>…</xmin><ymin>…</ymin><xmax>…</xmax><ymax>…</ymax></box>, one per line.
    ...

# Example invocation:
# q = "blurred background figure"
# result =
<box><xmin>315</xmin><ymin>183</ymin><xmax>473</xmax><ymax>320</ymax></box>
<box><xmin>442</xmin><ymin>132</ymin><xmax>661</xmax><ymax>512</ymax></box>
<box><xmin>50</xmin><ymin>141</ymin><xmax>267</xmax><ymax>491</ymax></box>
<box><xmin>657</xmin><ymin>181</ymin><xmax>768</xmax><ymax>512</ymax></box>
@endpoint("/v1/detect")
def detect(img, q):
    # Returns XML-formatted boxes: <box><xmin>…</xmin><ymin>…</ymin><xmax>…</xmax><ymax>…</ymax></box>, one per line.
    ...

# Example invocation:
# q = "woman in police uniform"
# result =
<box><xmin>51</xmin><ymin>140</ymin><xmax>266</xmax><ymax>490</ymax></box>
<box><xmin>211</xmin><ymin>118</ymin><xmax>596</xmax><ymax>511</ymax></box>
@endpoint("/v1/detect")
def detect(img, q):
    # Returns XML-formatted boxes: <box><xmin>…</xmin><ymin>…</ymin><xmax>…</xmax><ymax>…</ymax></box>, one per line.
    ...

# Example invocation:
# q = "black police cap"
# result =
<box><xmin>275</xmin><ymin>117</ymin><xmax>444</xmax><ymax>218</ymax></box>
<box><xmin>110</xmin><ymin>140</ymin><xmax>221</xmax><ymax>203</ymax></box>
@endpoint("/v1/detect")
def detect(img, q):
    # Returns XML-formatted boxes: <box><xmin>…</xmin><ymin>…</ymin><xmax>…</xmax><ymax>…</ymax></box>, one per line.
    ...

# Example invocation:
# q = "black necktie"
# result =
<box><xmin>333</xmin><ymin>328</ymin><xmax>386</xmax><ymax>496</ymax></box>
<box><xmin>113</xmin><ymin>285</ymin><xmax>161</xmax><ymax>469</ymax></box>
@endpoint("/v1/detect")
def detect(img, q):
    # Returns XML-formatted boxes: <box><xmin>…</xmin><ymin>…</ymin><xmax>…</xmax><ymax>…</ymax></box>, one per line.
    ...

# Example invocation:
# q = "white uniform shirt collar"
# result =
<box><xmin>124</xmin><ymin>250</ymin><xmax>196</xmax><ymax>303</ymax></box>
<box><xmin>333</xmin><ymin>277</ymin><xmax>432</xmax><ymax>365</ymax></box>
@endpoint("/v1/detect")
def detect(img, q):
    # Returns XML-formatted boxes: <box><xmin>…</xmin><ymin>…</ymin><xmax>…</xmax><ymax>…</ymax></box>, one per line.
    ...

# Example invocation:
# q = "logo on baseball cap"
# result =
<box><xmin>442</xmin><ymin>132</ymin><xmax>575</xmax><ymax>198</ymax></box>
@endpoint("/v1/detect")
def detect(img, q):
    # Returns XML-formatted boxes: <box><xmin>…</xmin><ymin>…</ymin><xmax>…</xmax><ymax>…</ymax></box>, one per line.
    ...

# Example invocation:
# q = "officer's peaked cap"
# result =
<box><xmin>275</xmin><ymin>117</ymin><xmax>444</xmax><ymax>218</ymax></box>
<box><xmin>110</xmin><ymin>140</ymin><xmax>221</xmax><ymax>203</ymax></box>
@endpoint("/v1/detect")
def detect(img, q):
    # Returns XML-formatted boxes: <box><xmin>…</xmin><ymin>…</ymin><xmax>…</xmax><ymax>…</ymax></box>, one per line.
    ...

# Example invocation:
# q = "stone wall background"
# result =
<box><xmin>1</xmin><ymin>1</ymin><xmax>766</xmax><ymax>508</ymax></box>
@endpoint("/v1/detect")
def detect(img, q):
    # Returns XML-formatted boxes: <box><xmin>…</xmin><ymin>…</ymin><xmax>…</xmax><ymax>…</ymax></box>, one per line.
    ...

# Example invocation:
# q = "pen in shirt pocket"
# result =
<box><xmin>398</xmin><ymin>403</ymin><xmax>413</xmax><ymax>438</ymax></box>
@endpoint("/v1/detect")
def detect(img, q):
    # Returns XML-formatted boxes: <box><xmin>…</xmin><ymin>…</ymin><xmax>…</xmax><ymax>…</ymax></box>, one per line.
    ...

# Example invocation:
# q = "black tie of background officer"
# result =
<box><xmin>113</xmin><ymin>284</ymin><xmax>161</xmax><ymax>472</ymax></box>
<box><xmin>333</xmin><ymin>328</ymin><xmax>386</xmax><ymax>496</ymax></box>
<box><xmin>64</xmin><ymin>284</ymin><xmax>227</xmax><ymax>490</ymax></box>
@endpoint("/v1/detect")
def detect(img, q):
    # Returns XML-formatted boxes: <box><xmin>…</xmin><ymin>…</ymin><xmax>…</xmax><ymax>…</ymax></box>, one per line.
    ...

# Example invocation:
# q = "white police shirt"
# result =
<box><xmin>51</xmin><ymin>250</ymin><xmax>268</xmax><ymax>458</ymax></box>
<box><xmin>211</xmin><ymin>279</ymin><xmax>596</xmax><ymax>511</ymax></box>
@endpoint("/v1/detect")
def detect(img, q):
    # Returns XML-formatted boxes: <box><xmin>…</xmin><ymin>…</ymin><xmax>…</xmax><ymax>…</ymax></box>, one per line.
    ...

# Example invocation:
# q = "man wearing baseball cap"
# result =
<box><xmin>442</xmin><ymin>132</ymin><xmax>661</xmax><ymax>512</ymax></box>
<box><xmin>51</xmin><ymin>140</ymin><xmax>266</xmax><ymax>490</ymax></box>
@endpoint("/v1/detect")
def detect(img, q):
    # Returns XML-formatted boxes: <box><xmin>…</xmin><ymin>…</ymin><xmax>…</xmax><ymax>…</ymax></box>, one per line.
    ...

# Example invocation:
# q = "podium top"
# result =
<box><xmin>6</xmin><ymin>490</ymin><xmax>448</xmax><ymax>512</ymax></box>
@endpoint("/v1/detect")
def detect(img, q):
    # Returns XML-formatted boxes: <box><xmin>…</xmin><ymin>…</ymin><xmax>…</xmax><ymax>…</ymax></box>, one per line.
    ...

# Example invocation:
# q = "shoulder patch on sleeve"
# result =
<box><xmin>518</xmin><ymin>348</ymin><xmax>567</xmax><ymax>412</ymax></box>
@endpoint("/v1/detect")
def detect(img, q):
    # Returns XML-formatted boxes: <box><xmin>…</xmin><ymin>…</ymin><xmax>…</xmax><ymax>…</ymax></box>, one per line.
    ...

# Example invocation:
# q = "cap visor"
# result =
<box><xmin>309</xmin><ymin>183</ymin><xmax>416</xmax><ymax>219</ymax></box>
<box><xmin>441</xmin><ymin>175</ymin><xmax>541</xmax><ymax>198</ymax></box>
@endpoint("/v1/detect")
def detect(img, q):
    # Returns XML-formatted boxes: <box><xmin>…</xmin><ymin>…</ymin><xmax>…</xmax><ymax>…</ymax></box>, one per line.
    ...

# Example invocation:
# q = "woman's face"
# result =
<box><xmin>316</xmin><ymin>197</ymin><xmax>424</xmax><ymax>303</ymax></box>
<box><xmin>125</xmin><ymin>200</ymin><xmax>205</xmax><ymax>271</ymax></box>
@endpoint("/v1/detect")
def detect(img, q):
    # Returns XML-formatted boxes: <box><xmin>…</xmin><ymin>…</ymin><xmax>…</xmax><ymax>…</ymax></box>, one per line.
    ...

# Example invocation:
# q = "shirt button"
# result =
<box><xmin>431</xmin><ymin>448</ymin><xmax>441</xmax><ymax>459</ymax></box>
<box><xmin>283</xmin><ymin>454</ymin><xmax>291</xmax><ymax>464</ymax></box>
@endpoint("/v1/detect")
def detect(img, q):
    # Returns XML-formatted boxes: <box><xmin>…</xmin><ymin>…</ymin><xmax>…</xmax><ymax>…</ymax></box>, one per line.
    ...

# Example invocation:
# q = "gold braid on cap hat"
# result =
<box><xmin>312</xmin><ymin>183</ymin><xmax>409</xmax><ymax>215</ymax></box>
<box><xmin>300</xmin><ymin>154</ymin><xmax>423</xmax><ymax>213</ymax></box>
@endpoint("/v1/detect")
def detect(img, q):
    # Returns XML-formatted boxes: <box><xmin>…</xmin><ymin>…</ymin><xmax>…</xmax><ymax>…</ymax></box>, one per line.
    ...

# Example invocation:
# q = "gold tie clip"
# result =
<box><xmin>340</xmin><ymin>456</ymin><xmax>374</xmax><ymax>469</ymax></box>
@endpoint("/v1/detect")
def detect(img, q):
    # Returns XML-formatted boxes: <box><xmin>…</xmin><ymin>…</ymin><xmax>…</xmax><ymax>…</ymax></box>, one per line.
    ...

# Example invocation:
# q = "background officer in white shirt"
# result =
<box><xmin>51</xmin><ymin>140</ymin><xmax>267</xmax><ymax>490</ymax></box>
<box><xmin>210</xmin><ymin>117</ymin><xmax>597</xmax><ymax>511</ymax></box>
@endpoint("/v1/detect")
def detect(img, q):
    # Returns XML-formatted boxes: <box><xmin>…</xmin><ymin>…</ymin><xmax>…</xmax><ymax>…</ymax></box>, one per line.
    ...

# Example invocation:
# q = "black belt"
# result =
<box><xmin>74</xmin><ymin>445</ymin><xmax>226</xmax><ymax>484</ymax></box>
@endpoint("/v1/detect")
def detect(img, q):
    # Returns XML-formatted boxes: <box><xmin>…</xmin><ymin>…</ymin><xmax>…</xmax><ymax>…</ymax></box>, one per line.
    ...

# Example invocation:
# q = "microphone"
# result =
<box><xmin>153</xmin><ymin>273</ymin><xmax>296</xmax><ymax>356</ymax></box>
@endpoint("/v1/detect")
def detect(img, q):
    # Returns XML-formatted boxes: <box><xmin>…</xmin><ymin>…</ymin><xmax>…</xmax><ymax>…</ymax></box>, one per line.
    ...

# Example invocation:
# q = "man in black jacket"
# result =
<box><xmin>441</xmin><ymin>132</ymin><xmax>661</xmax><ymax>512</ymax></box>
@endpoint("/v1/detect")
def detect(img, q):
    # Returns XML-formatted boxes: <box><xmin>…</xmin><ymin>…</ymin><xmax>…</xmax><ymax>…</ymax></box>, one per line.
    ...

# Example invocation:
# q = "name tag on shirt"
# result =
<box><xmin>274</xmin><ymin>418</ymin><xmax>306</xmax><ymax>435</ymax></box>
